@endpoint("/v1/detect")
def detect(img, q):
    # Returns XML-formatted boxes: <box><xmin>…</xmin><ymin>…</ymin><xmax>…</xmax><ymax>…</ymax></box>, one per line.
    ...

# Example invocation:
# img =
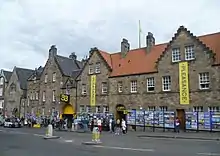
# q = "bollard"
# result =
<box><xmin>43</xmin><ymin>124</ymin><xmax>60</xmax><ymax>140</ymax></box>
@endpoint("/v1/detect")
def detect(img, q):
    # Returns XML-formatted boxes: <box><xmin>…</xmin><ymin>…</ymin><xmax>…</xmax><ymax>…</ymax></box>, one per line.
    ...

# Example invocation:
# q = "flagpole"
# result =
<box><xmin>138</xmin><ymin>20</ymin><xmax>141</xmax><ymax>48</ymax></box>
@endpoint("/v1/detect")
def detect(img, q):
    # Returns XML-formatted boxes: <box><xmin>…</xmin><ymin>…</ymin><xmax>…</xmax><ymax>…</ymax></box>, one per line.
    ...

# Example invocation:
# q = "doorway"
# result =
<box><xmin>176</xmin><ymin>109</ymin><xmax>185</xmax><ymax>130</ymax></box>
<box><xmin>115</xmin><ymin>104</ymin><xmax>127</xmax><ymax>121</ymax></box>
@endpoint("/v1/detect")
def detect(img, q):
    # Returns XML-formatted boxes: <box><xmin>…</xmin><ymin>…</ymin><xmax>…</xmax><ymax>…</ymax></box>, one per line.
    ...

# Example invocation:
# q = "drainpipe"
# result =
<box><xmin>75</xmin><ymin>80</ymin><xmax>78</xmax><ymax>118</ymax></box>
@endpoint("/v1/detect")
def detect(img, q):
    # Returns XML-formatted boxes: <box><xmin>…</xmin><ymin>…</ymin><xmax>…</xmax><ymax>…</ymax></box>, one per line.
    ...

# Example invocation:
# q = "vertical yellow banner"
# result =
<box><xmin>90</xmin><ymin>75</ymin><xmax>96</xmax><ymax>106</ymax></box>
<box><xmin>179</xmin><ymin>62</ymin><xmax>190</xmax><ymax>105</ymax></box>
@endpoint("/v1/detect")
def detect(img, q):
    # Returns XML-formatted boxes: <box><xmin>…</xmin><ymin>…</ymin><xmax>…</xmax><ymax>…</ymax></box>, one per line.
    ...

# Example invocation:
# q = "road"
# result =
<box><xmin>0</xmin><ymin>127</ymin><xmax>220</xmax><ymax>156</ymax></box>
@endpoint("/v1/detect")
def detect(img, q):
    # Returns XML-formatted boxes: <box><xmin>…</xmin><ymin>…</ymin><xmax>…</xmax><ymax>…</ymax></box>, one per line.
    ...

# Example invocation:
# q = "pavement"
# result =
<box><xmin>0</xmin><ymin>127</ymin><xmax>220</xmax><ymax>156</ymax></box>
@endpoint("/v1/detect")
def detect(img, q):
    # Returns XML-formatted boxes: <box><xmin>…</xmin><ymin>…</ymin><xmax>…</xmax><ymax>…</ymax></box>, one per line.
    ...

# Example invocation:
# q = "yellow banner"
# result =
<box><xmin>179</xmin><ymin>62</ymin><xmax>190</xmax><ymax>105</ymax></box>
<box><xmin>90</xmin><ymin>75</ymin><xmax>96</xmax><ymax>106</ymax></box>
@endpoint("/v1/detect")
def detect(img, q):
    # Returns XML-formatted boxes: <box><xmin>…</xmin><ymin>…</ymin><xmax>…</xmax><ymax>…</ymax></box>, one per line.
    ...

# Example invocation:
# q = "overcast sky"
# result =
<box><xmin>0</xmin><ymin>0</ymin><xmax>219</xmax><ymax>71</ymax></box>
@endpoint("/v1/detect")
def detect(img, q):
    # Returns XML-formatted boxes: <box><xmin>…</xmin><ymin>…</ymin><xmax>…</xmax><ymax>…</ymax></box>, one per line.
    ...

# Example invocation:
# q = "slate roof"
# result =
<box><xmin>28</xmin><ymin>66</ymin><xmax>44</xmax><ymax>80</ymax></box>
<box><xmin>97</xmin><ymin>26</ymin><xmax>220</xmax><ymax>77</ymax></box>
<box><xmin>55</xmin><ymin>55</ymin><xmax>83</xmax><ymax>77</ymax></box>
<box><xmin>15</xmin><ymin>67</ymin><xmax>34</xmax><ymax>90</ymax></box>
<box><xmin>62</xmin><ymin>69</ymin><xmax>81</xmax><ymax>89</ymax></box>
<box><xmin>3</xmin><ymin>70</ymin><xmax>12</xmax><ymax>82</ymax></box>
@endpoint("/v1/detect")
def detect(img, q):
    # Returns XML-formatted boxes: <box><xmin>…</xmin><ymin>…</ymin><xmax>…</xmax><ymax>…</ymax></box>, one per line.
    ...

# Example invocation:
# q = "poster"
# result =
<box><xmin>153</xmin><ymin>111</ymin><xmax>160</xmax><ymax>127</ymax></box>
<box><xmin>127</xmin><ymin>110</ymin><xmax>136</xmax><ymax>125</ymax></box>
<box><xmin>136</xmin><ymin>110</ymin><xmax>144</xmax><ymax>126</ymax></box>
<box><xmin>198</xmin><ymin>112</ymin><xmax>211</xmax><ymax>130</ymax></box>
<box><xmin>211</xmin><ymin>112</ymin><xmax>220</xmax><ymax>131</ymax></box>
<box><xmin>90</xmin><ymin>75</ymin><xmax>96</xmax><ymax>106</ymax></box>
<box><xmin>144</xmin><ymin>111</ymin><xmax>154</xmax><ymax>126</ymax></box>
<box><xmin>185</xmin><ymin>112</ymin><xmax>198</xmax><ymax>129</ymax></box>
<box><xmin>164</xmin><ymin>111</ymin><xmax>175</xmax><ymax>128</ymax></box>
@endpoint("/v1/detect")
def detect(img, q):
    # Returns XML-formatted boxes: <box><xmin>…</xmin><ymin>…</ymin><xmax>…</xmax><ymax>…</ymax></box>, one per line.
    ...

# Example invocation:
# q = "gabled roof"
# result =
<box><xmin>62</xmin><ymin>69</ymin><xmax>81</xmax><ymax>89</ymax></box>
<box><xmin>98</xmin><ymin>26</ymin><xmax>220</xmax><ymax>77</ymax></box>
<box><xmin>28</xmin><ymin>66</ymin><xmax>44</xmax><ymax>81</ymax></box>
<box><xmin>2</xmin><ymin>70</ymin><xmax>12</xmax><ymax>82</ymax></box>
<box><xmin>15</xmin><ymin>67</ymin><xmax>34</xmax><ymax>90</ymax></box>
<box><xmin>55</xmin><ymin>55</ymin><xmax>83</xmax><ymax>77</ymax></box>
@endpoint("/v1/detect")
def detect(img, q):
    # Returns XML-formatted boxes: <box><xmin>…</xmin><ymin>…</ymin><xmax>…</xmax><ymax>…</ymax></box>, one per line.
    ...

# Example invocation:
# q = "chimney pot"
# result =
<box><xmin>69</xmin><ymin>52</ymin><xmax>77</xmax><ymax>60</ymax></box>
<box><xmin>49</xmin><ymin>45</ymin><xmax>57</xmax><ymax>57</ymax></box>
<box><xmin>146</xmin><ymin>32</ymin><xmax>155</xmax><ymax>51</ymax></box>
<box><xmin>121</xmin><ymin>38</ymin><xmax>130</xmax><ymax>58</ymax></box>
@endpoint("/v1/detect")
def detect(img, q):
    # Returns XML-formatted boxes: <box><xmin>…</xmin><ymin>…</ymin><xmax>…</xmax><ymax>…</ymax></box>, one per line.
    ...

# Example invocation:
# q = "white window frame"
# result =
<box><xmin>118</xmin><ymin>82</ymin><xmax>123</xmax><ymax>93</ymax></box>
<box><xmin>199</xmin><ymin>72</ymin><xmax>210</xmax><ymax>90</ymax></box>
<box><xmin>33</xmin><ymin>77</ymin><xmax>37</xmax><ymax>83</ymax></box>
<box><xmin>52</xmin><ymin>73</ymin><xmax>56</xmax><ymax>82</ymax></box>
<box><xmin>172</xmin><ymin>48</ymin><xmax>181</xmax><ymax>62</ymax></box>
<box><xmin>86</xmin><ymin>106</ymin><xmax>91</xmax><ymax>113</ymax></box>
<box><xmin>101</xmin><ymin>82</ymin><xmax>108</xmax><ymax>94</ymax></box>
<box><xmin>42</xmin><ymin>91</ymin><xmax>46</xmax><ymax>102</ymax></box>
<box><xmin>185</xmin><ymin>45</ymin><xmax>195</xmax><ymax>60</ymax></box>
<box><xmin>81</xmin><ymin>84</ymin><xmax>87</xmax><ymax>95</ymax></box>
<box><xmin>42</xmin><ymin>108</ymin><xmax>45</xmax><ymax>116</ymax></box>
<box><xmin>95</xmin><ymin>62</ymin><xmax>101</xmax><ymax>73</ymax></box>
<box><xmin>193</xmin><ymin>106</ymin><xmax>203</xmax><ymax>112</ymax></box>
<box><xmin>89</xmin><ymin>65</ymin><xmax>93</xmax><ymax>74</ymax></box>
<box><xmin>159</xmin><ymin>106</ymin><xmax>168</xmax><ymax>111</ymax></box>
<box><xmin>0</xmin><ymin>77</ymin><xmax>4</xmax><ymax>85</ymax></box>
<box><xmin>208</xmin><ymin>106</ymin><xmax>220</xmax><ymax>112</ymax></box>
<box><xmin>35</xmin><ymin>91</ymin><xmax>39</xmax><ymax>100</ymax></box>
<box><xmin>162</xmin><ymin>76</ymin><xmax>171</xmax><ymax>91</ymax></box>
<box><xmin>96</xmin><ymin>106</ymin><xmax>101</xmax><ymax>113</ymax></box>
<box><xmin>147</xmin><ymin>77</ymin><xmax>155</xmax><ymax>92</ymax></box>
<box><xmin>103</xmin><ymin>106</ymin><xmax>109</xmax><ymax>113</ymax></box>
<box><xmin>52</xmin><ymin>90</ymin><xmax>56</xmax><ymax>102</ymax></box>
<box><xmin>148</xmin><ymin>106</ymin><xmax>156</xmax><ymax>111</ymax></box>
<box><xmin>44</xmin><ymin>74</ymin><xmax>48</xmax><ymax>83</ymax></box>
<box><xmin>0</xmin><ymin>88</ymin><xmax>3</xmax><ymax>96</ymax></box>
<box><xmin>0</xmin><ymin>100</ymin><xmax>3</xmax><ymax>109</ymax></box>
<box><xmin>130</xmin><ymin>80</ymin><xmax>137</xmax><ymax>93</ymax></box>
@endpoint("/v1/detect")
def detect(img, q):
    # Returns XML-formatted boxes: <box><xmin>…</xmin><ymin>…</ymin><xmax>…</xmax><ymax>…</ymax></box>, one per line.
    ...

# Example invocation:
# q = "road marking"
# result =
<box><xmin>140</xmin><ymin>137</ymin><xmax>219</xmax><ymax>142</ymax></box>
<box><xmin>93</xmin><ymin>145</ymin><xmax>154</xmax><ymax>152</ymax></box>
<box><xmin>197</xmin><ymin>153</ymin><xmax>220</xmax><ymax>155</ymax></box>
<box><xmin>64</xmin><ymin>140</ymin><xmax>74</xmax><ymax>143</ymax></box>
<box><xmin>33</xmin><ymin>134</ymin><xmax>45</xmax><ymax>137</ymax></box>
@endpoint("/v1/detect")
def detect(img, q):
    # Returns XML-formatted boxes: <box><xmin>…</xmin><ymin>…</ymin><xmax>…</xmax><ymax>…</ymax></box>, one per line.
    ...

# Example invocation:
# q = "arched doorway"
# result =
<box><xmin>62</xmin><ymin>104</ymin><xmax>74</xmax><ymax>129</ymax></box>
<box><xmin>115</xmin><ymin>104</ymin><xmax>127</xmax><ymax>121</ymax></box>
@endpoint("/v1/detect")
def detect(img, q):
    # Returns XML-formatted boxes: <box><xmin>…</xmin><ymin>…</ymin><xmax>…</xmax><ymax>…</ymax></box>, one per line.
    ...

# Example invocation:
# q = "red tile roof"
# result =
<box><xmin>98</xmin><ymin>27</ymin><xmax>220</xmax><ymax>77</ymax></box>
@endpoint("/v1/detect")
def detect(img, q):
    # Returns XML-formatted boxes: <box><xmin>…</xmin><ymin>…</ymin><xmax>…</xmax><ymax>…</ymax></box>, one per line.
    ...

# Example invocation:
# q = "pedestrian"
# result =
<box><xmin>111</xmin><ymin>118</ymin><xmax>115</xmax><ymax>133</ymax></box>
<box><xmin>115</xmin><ymin>119</ymin><xmax>120</xmax><ymax>135</ymax></box>
<box><xmin>97</xmin><ymin>118</ymin><xmax>102</xmax><ymax>133</ymax></box>
<box><xmin>121</xmin><ymin>119</ymin><xmax>126</xmax><ymax>134</ymax></box>
<box><xmin>175</xmin><ymin>117</ymin><xmax>180</xmax><ymax>133</ymax></box>
<box><xmin>109</xmin><ymin>118</ymin><xmax>112</xmax><ymax>133</ymax></box>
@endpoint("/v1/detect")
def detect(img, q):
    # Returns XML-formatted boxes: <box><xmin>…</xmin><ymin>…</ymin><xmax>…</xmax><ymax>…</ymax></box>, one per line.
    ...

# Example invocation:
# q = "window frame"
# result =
<box><xmin>81</xmin><ymin>84</ymin><xmax>87</xmax><ymax>95</ymax></box>
<box><xmin>52</xmin><ymin>73</ymin><xmax>56</xmax><ymax>82</ymax></box>
<box><xmin>130</xmin><ymin>80</ymin><xmax>137</xmax><ymax>93</ymax></box>
<box><xmin>185</xmin><ymin>45</ymin><xmax>195</xmax><ymax>60</ymax></box>
<box><xmin>89</xmin><ymin>64</ymin><xmax>93</xmax><ymax>74</ymax></box>
<box><xmin>42</xmin><ymin>91</ymin><xmax>46</xmax><ymax>102</ymax></box>
<box><xmin>101</xmin><ymin>82</ymin><xmax>108</xmax><ymax>94</ymax></box>
<box><xmin>118</xmin><ymin>81</ymin><xmax>123</xmax><ymax>93</ymax></box>
<box><xmin>162</xmin><ymin>76</ymin><xmax>171</xmax><ymax>91</ymax></box>
<box><xmin>52</xmin><ymin>90</ymin><xmax>56</xmax><ymax>102</ymax></box>
<box><xmin>172</xmin><ymin>48</ymin><xmax>181</xmax><ymax>62</ymax></box>
<box><xmin>95</xmin><ymin>62</ymin><xmax>101</xmax><ymax>73</ymax></box>
<box><xmin>147</xmin><ymin>77</ymin><xmax>155</xmax><ymax>92</ymax></box>
<box><xmin>199</xmin><ymin>72</ymin><xmax>210</xmax><ymax>90</ymax></box>
<box><xmin>44</xmin><ymin>74</ymin><xmax>48</xmax><ymax>83</ymax></box>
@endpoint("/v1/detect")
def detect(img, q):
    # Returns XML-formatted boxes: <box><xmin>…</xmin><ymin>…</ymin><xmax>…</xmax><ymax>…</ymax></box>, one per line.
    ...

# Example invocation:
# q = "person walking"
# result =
<box><xmin>97</xmin><ymin>118</ymin><xmax>102</xmax><ymax>133</ymax></box>
<box><xmin>175</xmin><ymin>117</ymin><xmax>180</xmax><ymax>133</ymax></box>
<box><xmin>115</xmin><ymin>119</ymin><xmax>120</xmax><ymax>135</ymax></box>
<box><xmin>121</xmin><ymin>119</ymin><xmax>126</xmax><ymax>134</ymax></box>
<box><xmin>109</xmin><ymin>118</ymin><xmax>112</xmax><ymax>133</ymax></box>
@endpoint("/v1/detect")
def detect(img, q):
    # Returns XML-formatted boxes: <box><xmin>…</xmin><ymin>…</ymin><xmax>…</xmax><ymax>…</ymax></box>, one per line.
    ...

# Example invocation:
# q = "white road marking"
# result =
<box><xmin>93</xmin><ymin>145</ymin><xmax>154</xmax><ymax>152</ymax></box>
<box><xmin>33</xmin><ymin>134</ymin><xmax>45</xmax><ymax>137</ymax></box>
<box><xmin>64</xmin><ymin>140</ymin><xmax>74</xmax><ymax>143</ymax></box>
<box><xmin>197</xmin><ymin>153</ymin><xmax>220</xmax><ymax>155</ymax></box>
<box><xmin>140</xmin><ymin>137</ymin><xmax>219</xmax><ymax>142</ymax></box>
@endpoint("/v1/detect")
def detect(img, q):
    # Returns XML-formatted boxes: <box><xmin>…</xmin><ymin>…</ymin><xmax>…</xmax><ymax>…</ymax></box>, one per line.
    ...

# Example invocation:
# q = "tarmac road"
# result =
<box><xmin>0</xmin><ymin>127</ymin><xmax>220</xmax><ymax>156</ymax></box>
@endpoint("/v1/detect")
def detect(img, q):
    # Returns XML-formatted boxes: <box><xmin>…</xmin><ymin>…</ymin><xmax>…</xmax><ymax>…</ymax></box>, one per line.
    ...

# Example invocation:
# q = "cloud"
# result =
<box><xmin>0</xmin><ymin>0</ymin><xmax>219</xmax><ymax>70</ymax></box>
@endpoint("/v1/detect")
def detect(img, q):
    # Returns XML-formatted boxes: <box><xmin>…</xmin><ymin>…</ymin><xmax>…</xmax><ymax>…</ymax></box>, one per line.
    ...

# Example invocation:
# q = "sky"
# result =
<box><xmin>0</xmin><ymin>0</ymin><xmax>219</xmax><ymax>71</ymax></box>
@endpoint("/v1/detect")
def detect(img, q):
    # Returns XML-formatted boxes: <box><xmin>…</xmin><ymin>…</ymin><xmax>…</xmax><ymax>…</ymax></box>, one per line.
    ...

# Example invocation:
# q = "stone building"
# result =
<box><xmin>76</xmin><ymin>26</ymin><xmax>220</xmax><ymax>122</ymax></box>
<box><xmin>0</xmin><ymin>69</ymin><xmax>12</xmax><ymax>115</ymax></box>
<box><xmin>4</xmin><ymin>67</ymin><xmax>34</xmax><ymax>117</ymax></box>
<box><xmin>27</xmin><ymin>45</ymin><xmax>83</xmax><ymax>117</ymax></box>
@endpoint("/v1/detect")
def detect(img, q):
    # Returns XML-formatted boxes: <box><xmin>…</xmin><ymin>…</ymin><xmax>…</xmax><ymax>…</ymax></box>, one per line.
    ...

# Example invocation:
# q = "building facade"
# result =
<box><xmin>76</xmin><ymin>26</ymin><xmax>220</xmax><ymax>122</ymax></box>
<box><xmin>0</xmin><ymin>69</ymin><xmax>12</xmax><ymax>115</ymax></box>
<box><xmin>27</xmin><ymin>45</ymin><xmax>83</xmax><ymax>117</ymax></box>
<box><xmin>4</xmin><ymin>67</ymin><xmax>34</xmax><ymax>117</ymax></box>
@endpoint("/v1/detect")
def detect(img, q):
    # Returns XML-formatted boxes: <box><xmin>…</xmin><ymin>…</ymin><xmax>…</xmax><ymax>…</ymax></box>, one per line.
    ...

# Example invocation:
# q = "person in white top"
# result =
<box><xmin>97</xmin><ymin>118</ymin><xmax>102</xmax><ymax>132</ymax></box>
<box><xmin>121</xmin><ymin>119</ymin><xmax>126</xmax><ymax>134</ymax></box>
<box><xmin>109</xmin><ymin>118</ymin><xmax>112</xmax><ymax>133</ymax></box>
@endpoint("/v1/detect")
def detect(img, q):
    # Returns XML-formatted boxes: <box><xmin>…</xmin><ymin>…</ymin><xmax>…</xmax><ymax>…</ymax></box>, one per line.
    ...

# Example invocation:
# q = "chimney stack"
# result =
<box><xmin>49</xmin><ymin>45</ymin><xmax>57</xmax><ymax>58</ymax></box>
<box><xmin>146</xmin><ymin>32</ymin><xmax>155</xmax><ymax>52</ymax></box>
<box><xmin>69</xmin><ymin>52</ymin><xmax>77</xmax><ymax>60</ymax></box>
<box><xmin>121</xmin><ymin>38</ymin><xmax>130</xmax><ymax>58</ymax></box>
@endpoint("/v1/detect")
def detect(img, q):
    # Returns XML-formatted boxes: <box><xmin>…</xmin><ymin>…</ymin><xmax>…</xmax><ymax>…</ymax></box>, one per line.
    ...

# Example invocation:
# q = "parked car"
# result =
<box><xmin>4</xmin><ymin>118</ymin><xmax>21</xmax><ymax>128</ymax></box>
